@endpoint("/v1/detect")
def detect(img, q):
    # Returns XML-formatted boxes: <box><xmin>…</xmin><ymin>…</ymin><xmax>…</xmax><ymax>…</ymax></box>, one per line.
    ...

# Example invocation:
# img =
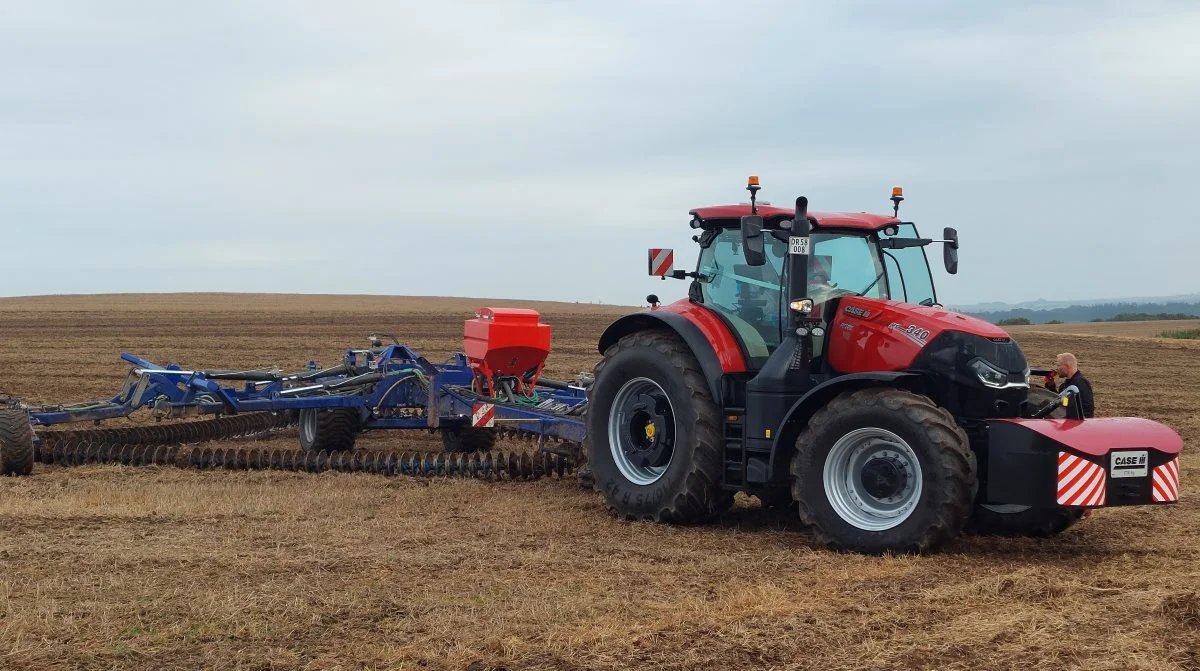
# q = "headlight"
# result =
<box><xmin>969</xmin><ymin>359</ymin><xmax>1008</xmax><ymax>388</ymax></box>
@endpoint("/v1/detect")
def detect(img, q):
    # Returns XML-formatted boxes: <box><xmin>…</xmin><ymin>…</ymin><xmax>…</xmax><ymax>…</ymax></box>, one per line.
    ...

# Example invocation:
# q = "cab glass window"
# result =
<box><xmin>879</xmin><ymin>223</ymin><xmax>937</xmax><ymax>306</ymax></box>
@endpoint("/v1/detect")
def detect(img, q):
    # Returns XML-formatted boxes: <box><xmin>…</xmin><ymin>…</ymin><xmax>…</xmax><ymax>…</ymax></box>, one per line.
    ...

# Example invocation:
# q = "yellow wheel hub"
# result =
<box><xmin>644</xmin><ymin>422</ymin><xmax>656</xmax><ymax>440</ymax></box>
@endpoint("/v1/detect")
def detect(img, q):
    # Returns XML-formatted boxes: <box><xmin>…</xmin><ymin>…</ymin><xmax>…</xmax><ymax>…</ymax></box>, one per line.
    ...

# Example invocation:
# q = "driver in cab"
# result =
<box><xmin>807</xmin><ymin>256</ymin><xmax>840</xmax><ymax>309</ymax></box>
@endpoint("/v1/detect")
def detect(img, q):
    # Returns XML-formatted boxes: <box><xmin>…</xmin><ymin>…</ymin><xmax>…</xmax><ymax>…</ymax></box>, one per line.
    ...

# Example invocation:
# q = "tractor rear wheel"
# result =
<box><xmin>585</xmin><ymin>330</ymin><xmax>731</xmax><ymax>524</ymax></box>
<box><xmin>965</xmin><ymin>504</ymin><xmax>1086</xmax><ymax>537</ymax></box>
<box><xmin>790</xmin><ymin>388</ymin><xmax>977</xmax><ymax>554</ymax></box>
<box><xmin>0</xmin><ymin>409</ymin><xmax>34</xmax><ymax>476</ymax></box>
<box><xmin>442</xmin><ymin>425</ymin><xmax>497</xmax><ymax>453</ymax></box>
<box><xmin>298</xmin><ymin>409</ymin><xmax>359</xmax><ymax>452</ymax></box>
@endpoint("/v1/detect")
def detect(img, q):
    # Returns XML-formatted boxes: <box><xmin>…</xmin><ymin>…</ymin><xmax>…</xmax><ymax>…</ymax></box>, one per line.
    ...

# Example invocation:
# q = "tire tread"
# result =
<box><xmin>790</xmin><ymin>387</ymin><xmax>977</xmax><ymax>553</ymax></box>
<box><xmin>587</xmin><ymin>330</ymin><xmax>730</xmax><ymax>524</ymax></box>
<box><xmin>0</xmin><ymin>409</ymin><xmax>35</xmax><ymax>476</ymax></box>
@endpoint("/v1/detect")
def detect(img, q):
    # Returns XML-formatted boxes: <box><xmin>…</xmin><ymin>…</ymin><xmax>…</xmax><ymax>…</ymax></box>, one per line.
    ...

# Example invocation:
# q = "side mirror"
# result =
<box><xmin>741</xmin><ymin>215</ymin><xmax>765</xmax><ymax>266</ymax></box>
<box><xmin>943</xmin><ymin>227</ymin><xmax>959</xmax><ymax>274</ymax></box>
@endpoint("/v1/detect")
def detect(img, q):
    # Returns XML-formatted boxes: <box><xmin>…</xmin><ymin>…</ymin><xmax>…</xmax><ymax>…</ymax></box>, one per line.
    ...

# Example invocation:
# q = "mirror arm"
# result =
<box><xmin>663</xmin><ymin>270</ymin><xmax>698</xmax><ymax>280</ymax></box>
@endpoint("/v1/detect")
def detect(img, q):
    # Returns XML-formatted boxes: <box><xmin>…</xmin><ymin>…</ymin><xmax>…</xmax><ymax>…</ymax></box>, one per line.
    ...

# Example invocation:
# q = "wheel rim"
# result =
<box><xmin>823</xmin><ymin>427</ymin><xmax>923</xmax><ymax>531</ymax></box>
<box><xmin>300</xmin><ymin>410</ymin><xmax>316</xmax><ymax>445</ymax></box>
<box><xmin>608</xmin><ymin>377</ymin><xmax>676</xmax><ymax>486</ymax></box>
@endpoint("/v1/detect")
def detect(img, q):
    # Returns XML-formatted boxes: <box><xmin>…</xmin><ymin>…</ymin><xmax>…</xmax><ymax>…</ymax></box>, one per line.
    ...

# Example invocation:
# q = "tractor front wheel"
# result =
<box><xmin>0</xmin><ymin>409</ymin><xmax>35</xmax><ymax>476</ymax></box>
<box><xmin>965</xmin><ymin>504</ymin><xmax>1087</xmax><ymax>537</ymax></box>
<box><xmin>298</xmin><ymin>409</ymin><xmax>359</xmax><ymax>452</ymax></box>
<box><xmin>790</xmin><ymin>388</ymin><xmax>977</xmax><ymax>554</ymax></box>
<box><xmin>585</xmin><ymin>331</ymin><xmax>731</xmax><ymax>524</ymax></box>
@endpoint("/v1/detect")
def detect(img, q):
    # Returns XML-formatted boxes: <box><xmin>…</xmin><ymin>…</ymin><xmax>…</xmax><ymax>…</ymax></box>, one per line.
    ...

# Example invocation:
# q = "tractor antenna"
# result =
<box><xmin>891</xmin><ymin>186</ymin><xmax>904</xmax><ymax>217</ymax></box>
<box><xmin>747</xmin><ymin>175</ymin><xmax>761</xmax><ymax>215</ymax></box>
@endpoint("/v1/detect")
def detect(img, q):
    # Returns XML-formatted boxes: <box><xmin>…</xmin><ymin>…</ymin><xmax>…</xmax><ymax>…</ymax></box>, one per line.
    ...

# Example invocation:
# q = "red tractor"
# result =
<box><xmin>584</xmin><ymin>178</ymin><xmax>1183</xmax><ymax>554</ymax></box>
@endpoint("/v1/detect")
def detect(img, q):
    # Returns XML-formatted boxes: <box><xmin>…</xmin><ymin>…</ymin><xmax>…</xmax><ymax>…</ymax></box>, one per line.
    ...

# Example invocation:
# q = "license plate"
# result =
<box><xmin>1111</xmin><ymin>450</ymin><xmax>1149</xmax><ymax>478</ymax></box>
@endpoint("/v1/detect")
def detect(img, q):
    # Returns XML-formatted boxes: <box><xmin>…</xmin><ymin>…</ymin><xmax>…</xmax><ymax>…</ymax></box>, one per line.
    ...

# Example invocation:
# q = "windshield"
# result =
<box><xmin>878</xmin><ymin>223</ymin><xmax>937</xmax><ymax>306</ymax></box>
<box><xmin>807</xmin><ymin>233</ymin><xmax>888</xmax><ymax>302</ymax></box>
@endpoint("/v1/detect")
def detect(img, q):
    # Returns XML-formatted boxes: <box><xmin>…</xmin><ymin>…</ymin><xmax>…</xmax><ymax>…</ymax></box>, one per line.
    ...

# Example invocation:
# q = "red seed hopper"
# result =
<box><xmin>463</xmin><ymin>308</ymin><xmax>552</xmax><ymax>395</ymax></box>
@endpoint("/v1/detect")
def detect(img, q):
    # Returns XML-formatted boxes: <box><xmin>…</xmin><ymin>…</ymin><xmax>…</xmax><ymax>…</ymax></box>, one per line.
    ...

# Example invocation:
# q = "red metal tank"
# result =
<box><xmin>463</xmin><ymin>308</ymin><xmax>552</xmax><ymax>393</ymax></box>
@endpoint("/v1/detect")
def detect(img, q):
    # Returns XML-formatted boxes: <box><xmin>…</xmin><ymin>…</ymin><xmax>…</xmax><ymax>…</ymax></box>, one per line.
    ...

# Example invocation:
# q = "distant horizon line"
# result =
<box><xmin>1</xmin><ymin>289</ymin><xmax>1197</xmax><ymax>310</ymax></box>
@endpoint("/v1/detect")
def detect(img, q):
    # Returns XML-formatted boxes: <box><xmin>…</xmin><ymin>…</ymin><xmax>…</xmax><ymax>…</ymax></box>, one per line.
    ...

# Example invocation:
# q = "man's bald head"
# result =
<box><xmin>1054</xmin><ymin>353</ymin><xmax>1078</xmax><ymax>377</ymax></box>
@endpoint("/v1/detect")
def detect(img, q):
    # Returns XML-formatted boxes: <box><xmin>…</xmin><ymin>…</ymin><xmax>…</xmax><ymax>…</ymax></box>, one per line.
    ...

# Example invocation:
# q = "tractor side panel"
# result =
<box><xmin>825</xmin><ymin>297</ymin><xmax>929</xmax><ymax>374</ymax></box>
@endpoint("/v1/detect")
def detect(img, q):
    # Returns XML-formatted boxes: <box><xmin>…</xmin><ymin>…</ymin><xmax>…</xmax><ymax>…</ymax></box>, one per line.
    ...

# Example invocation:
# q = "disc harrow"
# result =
<box><xmin>39</xmin><ymin>438</ymin><xmax>575</xmax><ymax>481</ymax></box>
<box><xmin>33</xmin><ymin>412</ymin><xmax>297</xmax><ymax>463</ymax></box>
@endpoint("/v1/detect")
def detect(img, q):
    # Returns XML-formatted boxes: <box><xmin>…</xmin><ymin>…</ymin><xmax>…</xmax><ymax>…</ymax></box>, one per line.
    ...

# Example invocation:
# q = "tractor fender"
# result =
<box><xmin>767</xmin><ymin>371</ymin><xmax>927</xmax><ymax>480</ymax></box>
<box><xmin>598</xmin><ymin>311</ymin><xmax>729</xmax><ymax>404</ymax></box>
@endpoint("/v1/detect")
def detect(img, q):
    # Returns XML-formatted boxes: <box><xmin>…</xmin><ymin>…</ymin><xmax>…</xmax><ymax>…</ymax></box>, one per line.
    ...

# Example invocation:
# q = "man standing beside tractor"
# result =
<box><xmin>1044</xmin><ymin>353</ymin><xmax>1095</xmax><ymax>418</ymax></box>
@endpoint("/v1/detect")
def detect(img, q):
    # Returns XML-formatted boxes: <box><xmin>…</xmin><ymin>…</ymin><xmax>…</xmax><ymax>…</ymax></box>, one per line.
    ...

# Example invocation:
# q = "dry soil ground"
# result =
<box><xmin>1</xmin><ymin>295</ymin><xmax>1198</xmax><ymax>671</ymax></box>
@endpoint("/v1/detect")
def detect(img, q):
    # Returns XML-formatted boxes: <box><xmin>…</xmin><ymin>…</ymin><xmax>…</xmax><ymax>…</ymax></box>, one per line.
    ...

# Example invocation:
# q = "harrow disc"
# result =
<box><xmin>32</xmin><ymin>412</ymin><xmax>296</xmax><ymax>463</ymax></box>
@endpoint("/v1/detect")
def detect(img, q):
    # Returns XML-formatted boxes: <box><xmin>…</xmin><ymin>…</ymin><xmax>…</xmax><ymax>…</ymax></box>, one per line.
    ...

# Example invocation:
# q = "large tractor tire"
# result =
<box><xmin>0</xmin><ymin>409</ymin><xmax>35</xmax><ymax>476</ymax></box>
<box><xmin>585</xmin><ymin>330</ymin><xmax>732</xmax><ymax>524</ymax></box>
<box><xmin>965</xmin><ymin>504</ymin><xmax>1086</xmax><ymax>537</ymax></box>
<box><xmin>298</xmin><ymin>408</ymin><xmax>359</xmax><ymax>452</ymax></box>
<box><xmin>790</xmin><ymin>388</ymin><xmax>977</xmax><ymax>554</ymax></box>
<box><xmin>442</xmin><ymin>425</ymin><xmax>497</xmax><ymax>453</ymax></box>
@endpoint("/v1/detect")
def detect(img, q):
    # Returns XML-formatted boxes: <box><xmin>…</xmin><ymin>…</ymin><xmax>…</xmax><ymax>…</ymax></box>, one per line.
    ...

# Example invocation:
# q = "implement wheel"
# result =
<box><xmin>298</xmin><ymin>409</ymin><xmax>359</xmax><ymax>452</ymax></box>
<box><xmin>790</xmin><ymin>388</ymin><xmax>977</xmax><ymax>554</ymax></box>
<box><xmin>442</xmin><ymin>425</ymin><xmax>496</xmax><ymax>453</ymax></box>
<box><xmin>0</xmin><ymin>409</ymin><xmax>34</xmax><ymax>476</ymax></box>
<box><xmin>585</xmin><ymin>330</ymin><xmax>731</xmax><ymax>524</ymax></box>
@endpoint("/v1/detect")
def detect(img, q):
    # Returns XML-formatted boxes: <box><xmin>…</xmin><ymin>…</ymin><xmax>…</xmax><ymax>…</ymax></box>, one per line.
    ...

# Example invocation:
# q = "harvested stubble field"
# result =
<box><xmin>1</xmin><ymin>294</ymin><xmax>1198</xmax><ymax>671</ymax></box>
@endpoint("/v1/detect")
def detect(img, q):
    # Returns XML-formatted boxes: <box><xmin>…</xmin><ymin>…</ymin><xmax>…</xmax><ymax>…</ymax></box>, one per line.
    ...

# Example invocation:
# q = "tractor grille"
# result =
<box><xmin>916</xmin><ymin>331</ymin><xmax>1029</xmax><ymax>376</ymax></box>
<box><xmin>962</xmin><ymin>335</ymin><xmax>1027</xmax><ymax>374</ymax></box>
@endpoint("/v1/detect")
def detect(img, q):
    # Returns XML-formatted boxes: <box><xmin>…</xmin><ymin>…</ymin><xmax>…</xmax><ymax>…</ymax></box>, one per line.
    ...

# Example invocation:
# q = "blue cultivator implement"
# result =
<box><xmin>0</xmin><ymin>308</ymin><xmax>589</xmax><ymax>480</ymax></box>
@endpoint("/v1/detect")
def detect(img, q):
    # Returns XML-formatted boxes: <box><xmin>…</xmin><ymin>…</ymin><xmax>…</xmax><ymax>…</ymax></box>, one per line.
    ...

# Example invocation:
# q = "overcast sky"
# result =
<box><xmin>2</xmin><ymin>1</ymin><xmax>1197</xmax><ymax>308</ymax></box>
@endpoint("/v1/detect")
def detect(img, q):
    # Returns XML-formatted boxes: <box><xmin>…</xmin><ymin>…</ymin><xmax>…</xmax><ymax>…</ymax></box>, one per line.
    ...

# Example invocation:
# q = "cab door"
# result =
<box><xmin>694</xmin><ymin>228</ymin><xmax>786</xmax><ymax>370</ymax></box>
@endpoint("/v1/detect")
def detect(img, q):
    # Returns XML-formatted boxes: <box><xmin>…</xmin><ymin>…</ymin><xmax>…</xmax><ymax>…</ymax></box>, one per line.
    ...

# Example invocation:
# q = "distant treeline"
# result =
<box><xmin>966</xmin><ymin>302</ymin><xmax>1200</xmax><ymax>325</ymax></box>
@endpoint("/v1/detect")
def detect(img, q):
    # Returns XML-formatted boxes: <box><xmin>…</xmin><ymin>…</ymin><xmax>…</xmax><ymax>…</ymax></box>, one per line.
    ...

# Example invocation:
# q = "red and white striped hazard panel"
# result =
<box><xmin>1057</xmin><ymin>452</ymin><xmax>1106</xmax><ymax>506</ymax></box>
<box><xmin>648</xmin><ymin>248</ymin><xmax>674</xmax><ymax>276</ymax></box>
<box><xmin>1152</xmin><ymin>458</ymin><xmax>1180</xmax><ymax>502</ymax></box>
<box><xmin>472</xmin><ymin>402</ymin><xmax>495</xmax><ymax>428</ymax></box>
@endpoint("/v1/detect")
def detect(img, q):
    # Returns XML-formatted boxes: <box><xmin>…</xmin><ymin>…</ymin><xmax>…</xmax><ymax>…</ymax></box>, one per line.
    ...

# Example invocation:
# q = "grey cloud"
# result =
<box><xmin>1</xmin><ymin>1</ymin><xmax>1197</xmax><ymax>309</ymax></box>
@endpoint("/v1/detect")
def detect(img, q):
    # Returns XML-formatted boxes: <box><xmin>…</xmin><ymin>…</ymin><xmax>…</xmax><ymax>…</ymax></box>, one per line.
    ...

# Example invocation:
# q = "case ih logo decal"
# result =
<box><xmin>844</xmin><ymin>305</ymin><xmax>871</xmax><ymax>318</ymax></box>
<box><xmin>1057</xmin><ymin>452</ymin><xmax>1106</xmax><ymax>506</ymax></box>
<box><xmin>1111</xmin><ymin>450</ymin><xmax>1148</xmax><ymax>478</ymax></box>
<box><xmin>887</xmin><ymin>322</ymin><xmax>930</xmax><ymax>345</ymax></box>
<box><xmin>1152</xmin><ymin>458</ymin><xmax>1180</xmax><ymax>502</ymax></box>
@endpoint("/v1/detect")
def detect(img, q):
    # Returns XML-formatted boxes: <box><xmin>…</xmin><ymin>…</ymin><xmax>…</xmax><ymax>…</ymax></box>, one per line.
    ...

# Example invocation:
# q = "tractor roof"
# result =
<box><xmin>689</xmin><ymin>204</ymin><xmax>899</xmax><ymax>231</ymax></box>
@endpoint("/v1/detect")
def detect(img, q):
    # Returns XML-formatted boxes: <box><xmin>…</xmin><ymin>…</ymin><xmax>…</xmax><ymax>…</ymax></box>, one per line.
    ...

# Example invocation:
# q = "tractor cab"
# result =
<box><xmin>658</xmin><ymin>179</ymin><xmax>959</xmax><ymax>374</ymax></box>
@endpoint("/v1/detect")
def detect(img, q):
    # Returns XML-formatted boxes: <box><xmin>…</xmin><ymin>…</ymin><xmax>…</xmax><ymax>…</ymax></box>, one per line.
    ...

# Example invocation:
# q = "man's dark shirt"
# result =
<box><xmin>1047</xmin><ymin>371</ymin><xmax>1094</xmax><ymax>418</ymax></box>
